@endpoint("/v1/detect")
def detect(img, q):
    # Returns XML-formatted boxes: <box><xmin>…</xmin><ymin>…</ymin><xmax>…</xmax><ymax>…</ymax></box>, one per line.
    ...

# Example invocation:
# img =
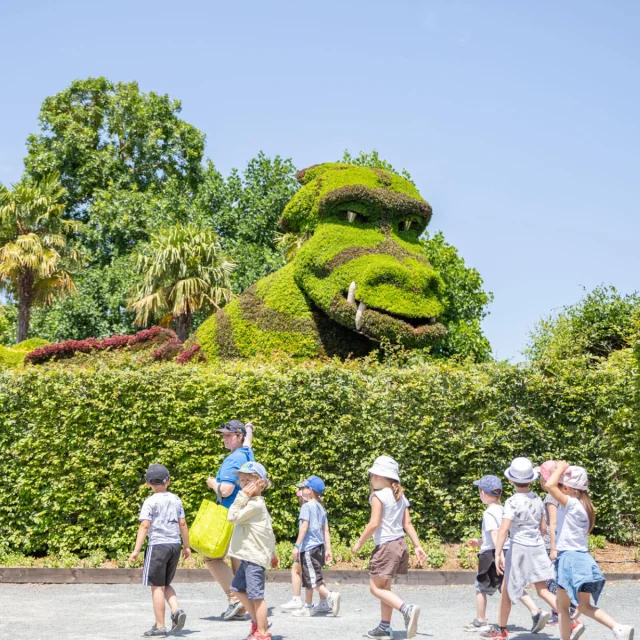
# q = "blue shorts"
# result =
<box><xmin>230</xmin><ymin>560</ymin><xmax>266</xmax><ymax>600</ymax></box>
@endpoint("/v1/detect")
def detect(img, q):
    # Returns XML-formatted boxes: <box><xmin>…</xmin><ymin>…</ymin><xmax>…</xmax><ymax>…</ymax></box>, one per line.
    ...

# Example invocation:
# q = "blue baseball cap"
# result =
<box><xmin>297</xmin><ymin>475</ymin><xmax>326</xmax><ymax>494</ymax></box>
<box><xmin>233</xmin><ymin>461</ymin><xmax>268</xmax><ymax>480</ymax></box>
<box><xmin>473</xmin><ymin>475</ymin><xmax>503</xmax><ymax>497</ymax></box>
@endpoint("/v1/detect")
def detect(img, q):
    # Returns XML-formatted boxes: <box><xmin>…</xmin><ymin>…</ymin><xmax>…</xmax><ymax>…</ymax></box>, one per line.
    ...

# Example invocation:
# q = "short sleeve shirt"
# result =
<box><xmin>216</xmin><ymin>446</ymin><xmax>255</xmax><ymax>508</ymax></box>
<box><xmin>556</xmin><ymin>497</ymin><xmax>590</xmax><ymax>552</ymax></box>
<box><xmin>502</xmin><ymin>491</ymin><xmax>544</xmax><ymax>547</ymax></box>
<box><xmin>299</xmin><ymin>501</ymin><xmax>327</xmax><ymax>552</ymax></box>
<box><xmin>543</xmin><ymin>493</ymin><xmax>560</xmax><ymax>549</ymax></box>
<box><xmin>139</xmin><ymin>491</ymin><xmax>185</xmax><ymax>545</ymax></box>
<box><xmin>481</xmin><ymin>503</ymin><xmax>504</xmax><ymax>552</ymax></box>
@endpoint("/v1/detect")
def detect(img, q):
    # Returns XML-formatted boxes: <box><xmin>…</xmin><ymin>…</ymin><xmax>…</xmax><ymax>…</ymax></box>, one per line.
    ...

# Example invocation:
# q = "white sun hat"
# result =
<box><xmin>562</xmin><ymin>465</ymin><xmax>589</xmax><ymax>491</ymax></box>
<box><xmin>368</xmin><ymin>455</ymin><xmax>400</xmax><ymax>482</ymax></box>
<box><xmin>504</xmin><ymin>457</ymin><xmax>539</xmax><ymax>483</ymax></box>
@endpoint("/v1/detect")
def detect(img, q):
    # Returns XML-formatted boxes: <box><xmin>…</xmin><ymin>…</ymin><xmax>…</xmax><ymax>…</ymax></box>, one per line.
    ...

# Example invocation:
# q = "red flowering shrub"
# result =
<box><xmin>176</xmin><ymin>343</ymin><xmax>205</xmax><ymax>365</ymax></box>
<box><xmin>24</xmin><ymin>326</ymin><xmax>180</xmax><ymax>365</ymax></box>
<box><xmin>150</xmin><ymin>336</ymin><xmax>182</xmax><ymax>362</ymax></box>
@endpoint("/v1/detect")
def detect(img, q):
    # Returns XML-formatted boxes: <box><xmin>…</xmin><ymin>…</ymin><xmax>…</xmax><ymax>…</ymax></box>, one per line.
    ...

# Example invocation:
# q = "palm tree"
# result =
<box><xmin>0</xmin><ymin>174</ymin><xmax>82</xmax><ymax>342</ymax></box>
<box><xmin>128</xmin><ymin>223</ymin><xmax>235</xmax><ymax>342</ymax></box>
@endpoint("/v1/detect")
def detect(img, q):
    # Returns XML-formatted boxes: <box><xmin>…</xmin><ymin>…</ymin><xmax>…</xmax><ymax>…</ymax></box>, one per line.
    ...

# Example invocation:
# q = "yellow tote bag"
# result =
<box><xmin>190</xmin><ymin>497</ymin><xmax>234</xmax><ymax>559</ymax></box>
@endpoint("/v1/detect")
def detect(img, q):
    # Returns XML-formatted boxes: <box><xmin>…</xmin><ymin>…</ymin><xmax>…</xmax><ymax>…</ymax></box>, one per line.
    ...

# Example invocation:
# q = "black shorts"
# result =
<box><xmin>301</xmin><ymin>544</ymin><xmax>325</xmax><ymax>588</ymax></box>
<box><xmin>476</xmin><ymin>549</ymin><xmax>503</xmax><ymax>595</ymax></box>
<box><xmin>142</xmin><ymin>544</ymin><xmax>181</xmax><ymax>587</ymax></box>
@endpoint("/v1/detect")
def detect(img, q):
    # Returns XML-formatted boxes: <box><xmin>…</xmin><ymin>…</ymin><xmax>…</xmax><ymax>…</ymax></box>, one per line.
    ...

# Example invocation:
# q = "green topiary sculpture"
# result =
<box><xmin>195</xmin><ymin>163</ymin><xmax>447</xmax><ymax>360</ymax></box>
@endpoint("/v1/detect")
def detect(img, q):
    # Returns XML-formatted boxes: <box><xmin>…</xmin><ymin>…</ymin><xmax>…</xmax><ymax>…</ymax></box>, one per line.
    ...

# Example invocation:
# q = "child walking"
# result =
<box><xmin>353</xmin><ymin>455</ymin><xmax>426</xmax><ymax>640</ymax></box>
<box><xmin>129</xmin><ymin>464</ymin><xmax>189</xmax><ymax>638</ymax></box>
<box><xmin>280</xmin><ymin>486</ymin><xmax>305</xmax><ymax>612</ymax></box>
<box><xmin>481</xmin><ymin>457</ymin><xmax>558</xmax><ymax>639</ymax></box>
<box><xmin>290</xmin><ymin>475</ymin><xmax>341</xmax><ymax>617</ymax></box>
<box><xmin>227</xmin><ymin>461</ymin><xmax>280</xmax><ymax>640</ymax></box>
<box><xmin>465</xmin><ymin>475</ymin><xmax>549</xmax><ymax>633</ymax></box>
<box><xmin>546</xmin><ymin>461</ymin><xmax>634</xmax><ymax>640</ymax></box>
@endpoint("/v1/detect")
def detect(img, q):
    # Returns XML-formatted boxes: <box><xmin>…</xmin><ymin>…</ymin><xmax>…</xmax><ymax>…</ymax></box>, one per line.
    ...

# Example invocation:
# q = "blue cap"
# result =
<box><xmin>233</xmin><ymin>461</ymin><xmax>268</xmax><ymax>481</ymax></box>
<box><xmin>297</xmin><ymin>475</ymin><xmax>326</xmax><ymax>494</ymax></box>
<box><xmin>473</xmin><ymin>475</ymin><xmax>503</xmax><ymax>497</ymax></box>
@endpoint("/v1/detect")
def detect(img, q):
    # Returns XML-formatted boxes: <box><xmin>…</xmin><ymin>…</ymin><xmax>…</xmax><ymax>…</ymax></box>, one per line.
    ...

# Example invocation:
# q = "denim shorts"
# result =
<box><xmin>230</xmin><ymin>560</ymin><xmax>266</xmax><ymax>600</ymax></box>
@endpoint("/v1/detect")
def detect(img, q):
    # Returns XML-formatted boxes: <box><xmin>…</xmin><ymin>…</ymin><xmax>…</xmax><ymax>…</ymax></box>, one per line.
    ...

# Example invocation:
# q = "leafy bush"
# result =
<box><xmin>0</xmin><ymin>338</ymin><xmax>50</xmax><ymax>368</ymax></box>
<box><xmin>589</xmin><ymin>534</ymin><xmax>607</xmax><ymax>551</ymax></box>
<box><xmin>0</xmin><ymin>352</ymin><xmax>636</xmax><ymax>557</ymax></box>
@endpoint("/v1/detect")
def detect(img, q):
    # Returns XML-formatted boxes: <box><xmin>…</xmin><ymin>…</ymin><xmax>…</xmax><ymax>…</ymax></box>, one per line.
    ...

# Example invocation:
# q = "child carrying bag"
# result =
<box><xmin>190</xmin><ymin>493</ymin><xmax>234</xmax><ymax>559</ymax></box>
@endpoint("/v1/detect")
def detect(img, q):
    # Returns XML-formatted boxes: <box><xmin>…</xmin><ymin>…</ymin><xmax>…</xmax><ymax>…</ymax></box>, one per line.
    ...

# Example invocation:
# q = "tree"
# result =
<box><xmin>525</xmin><ymin>284</ymin><xmax>640</xmax><ymax>362</ymax></box>
<box><xmin>0</xmin><ymin>174</ymin><xmax>82</xmax><ymax>342</ymax></box>
<box><xmin>198</xmin><ymin>153</ymin><xmax>299</xmax><ymax>292</ymax></box>
<box><xmin>128</xmin><ymin>224</ymin><xmax>235</xmax><ymax>341</ymax></box>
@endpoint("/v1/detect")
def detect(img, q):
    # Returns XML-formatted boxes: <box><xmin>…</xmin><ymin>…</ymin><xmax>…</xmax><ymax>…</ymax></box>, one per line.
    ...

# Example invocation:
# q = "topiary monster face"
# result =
<box><xmin>282</xmin><ymin>163</ymin><xmax>447</xmax><ymax>348</ymax></box>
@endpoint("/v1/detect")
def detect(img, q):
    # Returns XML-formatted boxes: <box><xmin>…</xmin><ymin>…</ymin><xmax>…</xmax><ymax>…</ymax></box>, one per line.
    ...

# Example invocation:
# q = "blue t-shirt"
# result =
<box><xmin>216</xmin><ymin>446</ymin><xmax>255</xmax><ymax>508</ymax></box>
<box><xmin>299</xmin><ymin>501</ymin><xmax>327</xmax><ymax>552</ymax></box>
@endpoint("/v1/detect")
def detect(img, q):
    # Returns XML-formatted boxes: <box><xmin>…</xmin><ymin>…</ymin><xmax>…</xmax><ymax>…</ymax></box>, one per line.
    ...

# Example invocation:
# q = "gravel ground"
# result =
<box><xmin>4</xmin><ymin>580</ymin><xmax>639</xmax><ymax>639</ymax></box>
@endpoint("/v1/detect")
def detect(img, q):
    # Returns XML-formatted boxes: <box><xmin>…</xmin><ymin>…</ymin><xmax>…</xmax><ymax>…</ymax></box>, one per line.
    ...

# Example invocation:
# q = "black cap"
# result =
<box><xmin>216</xmin><ymin>419</ymin><xmax>246</xmax><ymax>436</ymax></box>
<box><xmin>146</xmin><ymin>464</ymin><xmax>170</xmax><ymax>485</ymax></box>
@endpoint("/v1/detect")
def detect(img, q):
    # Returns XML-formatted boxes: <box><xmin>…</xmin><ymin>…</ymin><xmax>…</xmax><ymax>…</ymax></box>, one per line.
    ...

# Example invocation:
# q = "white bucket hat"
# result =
<box><xmin>562</xmin><ymin>465</ymin><xmax>589</xmax><ymax>491</ymax></box>
<box><xmin>368</xmin><ymin>455</ymin><xmax>400</xmax><ymax>482</ymax></box>
<box><xmin>504</xmin><ymin>457</ymin><xmax>539</xmax><ymax>483</ymax></box>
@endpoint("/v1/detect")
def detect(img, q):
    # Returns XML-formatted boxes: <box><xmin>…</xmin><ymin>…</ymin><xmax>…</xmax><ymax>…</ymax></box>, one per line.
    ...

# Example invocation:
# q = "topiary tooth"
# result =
<box><xmin>355</xmin><ymin>301</ymin><xmax>366</xmax><ymax>330</ymax></box>
<box><xmin>347</xmin><ymin>282</ymin><xmax>356</xmax><ymax>304</ymax></box>
<box><xmin>347</xmin><ymin>211</ymin><xmax>357</xmax><ymax>223</ymax></box>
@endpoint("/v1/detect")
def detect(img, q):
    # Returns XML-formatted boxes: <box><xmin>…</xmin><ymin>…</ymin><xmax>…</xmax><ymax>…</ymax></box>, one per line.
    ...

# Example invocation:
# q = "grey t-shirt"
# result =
<box><xmin>139</xmin><ymin>491</ymin><xmax>185</xmax><ymax>545</ymax></box>
<box><xmin>543</xmin><ymin>493</ymin><xmax>559</xmax><ymax>549</ymax></box>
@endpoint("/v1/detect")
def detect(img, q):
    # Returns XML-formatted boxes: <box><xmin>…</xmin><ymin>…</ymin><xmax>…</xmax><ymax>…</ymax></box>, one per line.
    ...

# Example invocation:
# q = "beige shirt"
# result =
<box><xmin>227</xmin><ymin>492</ymin><xmax>276</xmax><ymax>569</ymax></box>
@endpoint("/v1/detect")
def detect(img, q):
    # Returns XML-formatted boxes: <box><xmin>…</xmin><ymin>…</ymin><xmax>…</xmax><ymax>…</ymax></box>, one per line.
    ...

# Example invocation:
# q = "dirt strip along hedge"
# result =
<box><xmin>0</xmin><ymin>352</ymin><xmax>636</xmax><ymax>557</ymax></box>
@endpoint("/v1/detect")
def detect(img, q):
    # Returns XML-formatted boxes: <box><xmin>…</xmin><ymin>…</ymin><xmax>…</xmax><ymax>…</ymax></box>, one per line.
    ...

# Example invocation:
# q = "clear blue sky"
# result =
<box><xmin>1</xmin><ymin>1</ymin><xmax>638</xmax><ymax>360</ymax></box>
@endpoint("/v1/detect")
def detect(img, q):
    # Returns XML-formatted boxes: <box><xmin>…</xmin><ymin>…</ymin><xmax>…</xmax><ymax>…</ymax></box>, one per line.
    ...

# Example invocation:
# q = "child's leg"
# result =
<box><xmin>164</xmin><ymin>585</ymin><xmax>179</xmax><ymax>613</ymax></box>
<box><xmin>253</xmin><ymin>598</ymin><xmax>269</xmax><ymax>634</ymax></box>
<box><xmin>292</xmin><ymin>561</ymin><xmax>302</xmax><ymax>598</ymax></box>
<box><xmin>151</xmin><ymin>586</ymin><xmax>166</xmax><ymax>628</ymax></box>
<box><xmin>556</xmin><ymin>588</ymin><xmax>573</xmax><ymax>640</ymax></box>
<box><xmin>305</xmin><ymin>587</ymin><xmax>314</xmax><ymax>606</ymax></box>
<box><xmin>234</xmin><ymin>590</ymin><xmax>256</xmax><ymax>621</ymax></box>
<box><xmin>519</xmin><ymin>592</ymin><xmax>539</xmax><ymax>615</ymax></box>
<box><xmin>475</xmin><ymin>590</ymin><xmax>488</xmax><ymax>622</ymax></box>
<box><xmin>497</xmin><ymin>583</ymin><xmax>512</xmax><ymax>628</ymax></box>
<box><xmin>533</xmin><ymin>580</ymin><xmax>558</xmax><ymax>611</ymax></box>
<box><xmin>370</xmin><ymin>577</ymin><xmax>402</xmax><ymax>622</ymax></box>
<box><xmin>576</xmin><ymin>591</ymin><xmax>617</xmax><ymax>629</ymax></box>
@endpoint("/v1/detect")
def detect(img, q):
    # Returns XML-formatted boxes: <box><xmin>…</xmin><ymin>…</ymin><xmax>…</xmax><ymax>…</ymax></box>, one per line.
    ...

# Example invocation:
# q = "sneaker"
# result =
<box><xmin>571</xmin><ymin>621</ymin><xmax>586</xmax><ymax>640</ymax></box>
<box><xmin>367</xmin><ymin>626</ymin><xmax>394</xmax><ymax>639</ymax></box>
<box><xmin>292</xmin><ymin>605</ymin><xmax>314</xmax><ymax>617</ymax></box>
<box><xmin>281</xmin><ymin>598</ymin><xmax>304</xmax><ymax>611</ymax></box>
<box><xmin>221</xmin><ymin>601</ymin><xmax>246</xmax><ymax>620</ymax></box>
<box><xmin>464</xmin><ymin>619</ymin><xmax>491</xmax><ymax>632</ymax></box>
<box><xmin>254</xmin><ymin>634</ymin><xmax>272</xmax><ymax>640</ymax></box>
<box><xmin>613</xmin><ymin>625</ymin><xmax>635</xmax><ymax>640</ymax></box>
<box><xmin>480</xmin><ymin>625</ymin><xmax>508</xmax><ymax>639</ymax></box>
<box><xmin>547</xmin><ymin>612</ymin><xmax>559</xmax><ymax>626</ymax></box>
<box><xmin>531</xmin><ymin>611</ymin><xmax>551</xmax><ymax>633</ymax></box>
<box><xmin>248</xmin><ymin>621</ymin><xmax>258</xmax><ymax>640</ymax></box>
<box><xmin>311</xmin><ymin>600</ymin><xmax>331</xmax><ymax>615</ymax></box>
<box><xmin>142</xmin><ymin>626</ymin><xmax>168</xmax><ymax>638</ymax></box>
<box><xmin>328</xmin><ymin>591</ymin><xmax>341</xmax><ymax>617</ymax></box>
<box><xmin>402</xmin><ymin>604</ymin><xmax>420</xmax><ymax>639</ymax></box>
<box><xmin>170</xmin><ymin>609</ymin><xmax>186</xmax><ymax>633</ymax></box>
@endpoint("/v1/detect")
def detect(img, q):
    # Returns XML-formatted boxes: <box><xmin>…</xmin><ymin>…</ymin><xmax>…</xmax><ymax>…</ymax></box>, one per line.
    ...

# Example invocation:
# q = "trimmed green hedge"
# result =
<box><xmin>0</xmin><ymin>338</ymin><xmax>50</xmax><ymax>368</ymax></box>
<box><xmin>0</xmin><ymin>352</ymin><xmax>636</xmax><ymax>556</ymax></box>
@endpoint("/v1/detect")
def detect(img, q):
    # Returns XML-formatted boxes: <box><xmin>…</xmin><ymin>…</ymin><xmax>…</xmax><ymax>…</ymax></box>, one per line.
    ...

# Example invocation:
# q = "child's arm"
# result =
<box><xmin>545</xmin><ymin>461</ymin><xmax>570</xmax><ymax>507</ymax></box>
<box><xmin>323</xmin><ymin>521</ymin><xmax>333</xmax><ymax>564</ymax></box>
<box><xmin>490</xmin><ymin>529</ymin><xmax>499</xmax><ymax>548</ymax></box>
<box><xmin>467</xmin><ymin>537</ymin><xmax>482</xmax><ymax>547</ymax></box>
<box><xmin>227</xmin><ymin>482</ymin><xmax>265</xmax><ymax>524</ymax></box>
<box><xmin>128</xmin><ymin>520</ymin><xmax>150</xmax><ymax>563</ymax></box>
<box><xmin>402</xmin><ymin>508</ymin><xmax>427</xmax><ymax>566</ymax></box>
<box><xmin>540</xmin><ymin>513</ymin><xmax>548</xmax><ymax>537</ymax></box>
<box><xmin>494</xmin><ymin>518</ymin><xmax>511</xmax><ymax>575</ymax></box>
<box><xmin>179</xmin><ymin>517</ymin><xmax>191</xmax><ymax>559</ymax></box>
<box><xmin>292</xmin><ymin>520</ymin><xmax>309</xmax><ymax>562</ymax></box>
<box><xmin>548</xmin><ymin>503</ymin><xmax>558</xmax><ymax>560</ymax></box>
<box><xmin>352</xmin><ymin>495</ymin><xmax>382</xmax><ymax>552</ymax></box>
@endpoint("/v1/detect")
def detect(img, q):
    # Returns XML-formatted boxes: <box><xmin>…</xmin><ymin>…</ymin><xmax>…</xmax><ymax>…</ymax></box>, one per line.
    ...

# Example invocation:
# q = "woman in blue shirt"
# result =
<box><xmin>205</xmin><ymin>420</ymin><xmax>255</xmax><ymax>620</ymax></box>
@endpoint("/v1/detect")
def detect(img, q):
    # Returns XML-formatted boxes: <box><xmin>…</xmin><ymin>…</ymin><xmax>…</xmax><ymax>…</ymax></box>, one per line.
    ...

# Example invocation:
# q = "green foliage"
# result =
<box><xmin>340</xmin><ymin>149</ymin><xmax>415</xmax><ymax>184</ymax></box>
<box><xmin>282</xmin><ymin>163</ymin><xmax>429</xmax><ymax>235</ymax></box>
<box><xmin>526</xmin><ymin>285</ymin><xmax>640</xmax><ymax>362</ymax></box>
<box><xmin>424</xmin><ymin>539</ymin><xmax>447</xmax><ymax>568</ymax></box>
<box><xmin>0</xmin><ymin>338</ymin><xmax>49</xmax><ymax>367</ymax></box>
<box><xmin>588</xmin><ymin>534</ymin><xmax>607</xmax><ymax>551</ymax></box>
<box><xmin>457</xmin><ymin>544</ymin><xmax>479</xmax><ymax>570</ymax></box>
<box><xmin>0</xmin><ymin>352</ymin><xmax>636</xmax><ymax>557</ymax></box>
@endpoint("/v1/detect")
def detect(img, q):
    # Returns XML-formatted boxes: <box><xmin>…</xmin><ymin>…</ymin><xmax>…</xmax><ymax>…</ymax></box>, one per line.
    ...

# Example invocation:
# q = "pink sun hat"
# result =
<box><xmin>534</xmin><ymin>460</ymin><xmax>557</xmax><ymax>482</ymax></box>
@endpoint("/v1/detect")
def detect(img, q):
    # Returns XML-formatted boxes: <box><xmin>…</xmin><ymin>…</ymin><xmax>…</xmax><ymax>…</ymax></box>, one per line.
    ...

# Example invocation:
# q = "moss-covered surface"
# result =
<box><xmin>0</xmin><ymin>338</ymin><xmax>50</xmax><ymax>368</ymax></box>
<box><xmin>196</xmin><ymin>163</ymin><xmax>447</xmax><ymax>360</ymax></box>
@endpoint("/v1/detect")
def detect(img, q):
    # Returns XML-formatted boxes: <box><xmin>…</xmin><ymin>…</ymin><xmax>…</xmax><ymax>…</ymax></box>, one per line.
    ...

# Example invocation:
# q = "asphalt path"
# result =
<box><xmin>4</xmin><ymin>581</ymin><xmax>639</xmax><ymax>639</ymax></box>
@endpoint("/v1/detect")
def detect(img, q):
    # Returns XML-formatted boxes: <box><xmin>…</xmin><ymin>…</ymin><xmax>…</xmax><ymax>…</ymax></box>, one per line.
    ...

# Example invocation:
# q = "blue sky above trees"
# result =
<box><xmin>0</xmin><ymin>0</ymin><xmax>638</xmax><ymax>360</ymax></box>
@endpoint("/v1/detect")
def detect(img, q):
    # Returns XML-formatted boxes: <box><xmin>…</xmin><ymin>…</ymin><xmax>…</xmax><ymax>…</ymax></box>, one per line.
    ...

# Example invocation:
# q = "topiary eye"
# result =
<box><xmin>402</xmin><ymin>220</ymin><xmax>413</xmax><ymax>231</ymax></box>
<box><xmin>346</xmin><ymin>211</ymin><xmax>357</xmax><ymax>223</ymax></box>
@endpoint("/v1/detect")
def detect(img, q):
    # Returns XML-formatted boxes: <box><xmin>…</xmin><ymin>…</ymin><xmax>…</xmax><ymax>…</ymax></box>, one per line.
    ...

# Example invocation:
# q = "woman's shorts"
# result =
<box><xmin>369</xmin><ymin>537</ymin><xmax>409</xmax><ymax>579</ymax></box>
<box><xmin>301</xmin><ymin>544</ymin><xmax>325</xmax><ymax>588</ymax></box>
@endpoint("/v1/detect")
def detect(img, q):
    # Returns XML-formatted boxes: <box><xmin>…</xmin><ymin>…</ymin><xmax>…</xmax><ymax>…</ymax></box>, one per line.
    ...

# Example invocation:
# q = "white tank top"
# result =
<box><xmin>370</xmin><ymin>487</ymin><xmax>409</xmax><ymax>545</ymax></box>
